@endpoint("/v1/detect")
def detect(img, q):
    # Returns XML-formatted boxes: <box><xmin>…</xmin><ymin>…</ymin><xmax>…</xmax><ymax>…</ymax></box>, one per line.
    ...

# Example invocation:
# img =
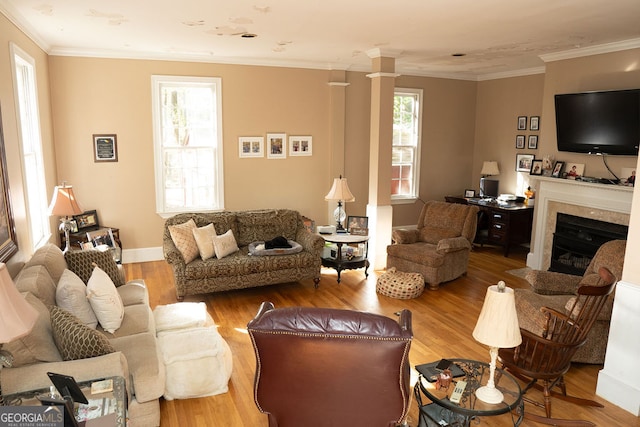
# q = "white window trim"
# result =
<box><xmin>151</xmin><ymin>75</ymin><xmax>224</xmax><ymax>217</ymax></box>
<box><xmin>391</xmin><ymin>87</ymin><xmax>422</xmax><ymax>204</ymax></box>
<box><xmin>10</xmin><ymin>42</ymin><xmax>51</xmax><ymax>250</ymax></box>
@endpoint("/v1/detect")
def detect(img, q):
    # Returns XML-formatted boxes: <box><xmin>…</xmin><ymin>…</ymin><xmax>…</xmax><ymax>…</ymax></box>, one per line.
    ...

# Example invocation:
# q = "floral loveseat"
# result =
<box><xmin>163</xmin><ymin>209</ymin><xmax>324</xmax><ymax>300</ymax></box>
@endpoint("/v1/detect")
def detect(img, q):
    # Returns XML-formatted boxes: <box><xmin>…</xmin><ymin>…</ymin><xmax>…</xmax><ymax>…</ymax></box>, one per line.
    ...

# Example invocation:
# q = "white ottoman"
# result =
<box><xmin>153</xmin><ymin>302</ymin><xmax>233</xmax><ymax>400</ymax></box>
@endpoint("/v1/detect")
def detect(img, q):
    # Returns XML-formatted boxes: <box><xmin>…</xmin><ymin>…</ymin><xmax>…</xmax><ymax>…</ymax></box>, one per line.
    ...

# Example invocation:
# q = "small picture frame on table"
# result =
<box><xmin>516</xmin><ymin>154</ymin><xmax>535</xmax><ymax>172</ymax></box>
<box><xmin>515</xmin><ymin>135</ymin><xmax>525</xmax><ymax>149</ymax></box>
<box><xmin>73</xmin><ymin>210</ymin><xmax>99</xmax><ymax>231</ymax></box>
<box><xmin>530</xmin><ymin>159</ymin><xmax>544</xmax><ymax>175</ymax></box>
<box><xmin>552</xmin><ymin>161</ymin><xmax>564</xmax><ymax>178</ymax></box>
<box><xmin>464</xmin><ymin>189</ymin><xmax>475</xmax><ymax>198</ymax></box>
<box><xmin>347</xmin><ymin>216</ymin><xmax>368</xmax><ymax>235</ymax></box>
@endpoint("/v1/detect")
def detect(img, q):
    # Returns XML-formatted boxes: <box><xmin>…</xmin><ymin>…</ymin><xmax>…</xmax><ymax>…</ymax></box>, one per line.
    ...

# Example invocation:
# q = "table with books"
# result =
<box><xmin>415</xmin><ymin>359</ymin><xmax>523</xmax><ymax>427</ymax></box>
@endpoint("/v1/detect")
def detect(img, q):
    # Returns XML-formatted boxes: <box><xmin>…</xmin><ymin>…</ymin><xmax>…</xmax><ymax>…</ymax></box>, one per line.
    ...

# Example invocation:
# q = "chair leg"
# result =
<box><xmin>542</xmin><ymin>380</ymin><xmax>553</xmax><ymax>418</ymax></box>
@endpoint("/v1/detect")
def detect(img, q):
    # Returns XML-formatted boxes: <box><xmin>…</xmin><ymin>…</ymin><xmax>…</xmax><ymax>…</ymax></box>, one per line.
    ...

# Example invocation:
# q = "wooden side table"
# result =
<box><xmin>320</xmin><ymin>234</ymin><xmax>369</xmax><ymax>283</ymax></box>
<box><xmin>60</xmin><ymin>226</ymin><xmax>121</xmax><ymax>252</ymax></box>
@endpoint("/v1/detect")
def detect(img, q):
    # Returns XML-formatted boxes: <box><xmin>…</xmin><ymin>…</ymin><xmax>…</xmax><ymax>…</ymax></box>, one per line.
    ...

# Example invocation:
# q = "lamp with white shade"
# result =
<box><xmin>48</xmin><ymin>183</ymin><xmax>83</xmax><ymax>253</ymax></box>
<box><xmin>0</xmin><ymin>262</ymin><xmax>39</xmax><ymax>405</ymax></box>
<box><xmin>472</xmin><ymin>280</ymin><xmax>522</xmax><ymax>404</ymax></box>
<box><xmin>324</xmin><ymin>175</ymin><xmax>355</xmax><ymax>232</ymax></box>
<box><xmin>479</xmin><ymin>161</ymin><xmax>500</xmax><ymax>199</ymax></box>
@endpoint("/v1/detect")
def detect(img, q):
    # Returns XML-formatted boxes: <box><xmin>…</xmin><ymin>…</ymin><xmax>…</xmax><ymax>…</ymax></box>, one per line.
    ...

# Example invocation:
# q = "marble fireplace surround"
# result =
<box><xmin>526</xmin><ymin>176</ymin><xmax>633</xmax><ymax>271</ymax></box>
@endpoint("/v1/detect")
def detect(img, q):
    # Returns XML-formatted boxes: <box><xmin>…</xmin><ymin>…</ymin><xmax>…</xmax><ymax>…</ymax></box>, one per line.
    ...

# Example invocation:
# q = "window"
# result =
<box><xmin>11</xmin><ymin>43</ymin><xmax>50</xmax><ymax>249</ymax></box>
<box><xmin>151</xmin><ymin>76</ymin><xmax>224</xmax><ymax>215</ymax></box>
<box><xmin>392</xmin><ymin>88</ymin><xmax>422</xmax><ymax>201</ymax></box>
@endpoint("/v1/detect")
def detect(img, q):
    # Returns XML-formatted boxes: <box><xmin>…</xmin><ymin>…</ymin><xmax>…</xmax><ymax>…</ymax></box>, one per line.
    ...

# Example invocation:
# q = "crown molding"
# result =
<box><xmin>477</xmin><ymin>66</ymin><xmax>546</xmax><ymax>82</ymax></box>
<box><xmin>540</xmin><ymin>38</ymin><xmax>640</xmax><ymax>63</ymax></box>
<box><xmin>0</xmin><ymin>2</ymin><xmax>50</xmax><ymax>51</ymax></box>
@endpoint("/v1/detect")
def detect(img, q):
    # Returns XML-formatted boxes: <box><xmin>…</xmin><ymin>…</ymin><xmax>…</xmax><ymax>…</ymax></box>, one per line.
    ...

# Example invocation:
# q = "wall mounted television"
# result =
<box><xmin>554</xmin><ymin>88</ymin><xmax>640</xmax><ymax>156</ymax></box>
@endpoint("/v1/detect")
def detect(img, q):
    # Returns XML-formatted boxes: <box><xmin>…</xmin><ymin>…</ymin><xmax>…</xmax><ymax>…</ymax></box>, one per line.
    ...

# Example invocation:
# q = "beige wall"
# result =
<box><xmin>0</xmin><ymin>15</ymin><xmax>57</xmax><ymax>266</ymax></box>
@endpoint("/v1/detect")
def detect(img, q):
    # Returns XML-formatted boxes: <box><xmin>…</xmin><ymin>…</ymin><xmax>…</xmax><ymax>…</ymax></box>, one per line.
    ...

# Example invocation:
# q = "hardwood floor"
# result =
<box><xmin>124</xmin><ymin>245</ymin><xmax>640</xmax><ymax>427</ymax></box>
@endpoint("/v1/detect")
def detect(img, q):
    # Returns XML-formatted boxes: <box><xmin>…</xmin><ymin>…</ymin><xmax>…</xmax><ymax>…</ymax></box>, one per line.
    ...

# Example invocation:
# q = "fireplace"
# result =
<box><xmin>550</xmin><ymin>213</ymin><xmax>628</xmax><ymax>275</ymax></box>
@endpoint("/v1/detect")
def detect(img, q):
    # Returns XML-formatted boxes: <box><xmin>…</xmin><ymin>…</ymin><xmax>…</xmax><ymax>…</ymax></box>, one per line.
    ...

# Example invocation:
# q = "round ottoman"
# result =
<box><xmin>376</xmin><ymin>267</ymin><xmax>425</xmax><ymax>299</ymax></box>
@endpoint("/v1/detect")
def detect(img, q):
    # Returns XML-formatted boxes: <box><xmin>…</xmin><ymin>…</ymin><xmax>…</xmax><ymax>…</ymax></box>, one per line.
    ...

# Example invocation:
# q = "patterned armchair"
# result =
<box><xmin>515</xmin><ymin>239</ymin><xmax>626</xmax><ymax>363</ymax></box>
<box><xmin>386</xmin><ymin>201</ymin><xmax>479</xmax><ymax>290</ymax></box>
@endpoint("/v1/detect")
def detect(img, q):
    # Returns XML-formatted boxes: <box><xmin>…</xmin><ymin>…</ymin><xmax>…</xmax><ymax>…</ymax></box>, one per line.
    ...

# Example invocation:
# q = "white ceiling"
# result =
<box><xmin>2</xmin><ymin>0</ymin><xmax>640</xmax><ymax>80</ymax></box>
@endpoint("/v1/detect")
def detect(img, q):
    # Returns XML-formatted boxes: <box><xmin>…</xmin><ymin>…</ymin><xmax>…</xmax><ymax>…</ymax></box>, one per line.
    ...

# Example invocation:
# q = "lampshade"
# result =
<box><xmin>473</xmin><ymin>282</ymin><xmax>522</xmax><ymax>348</ymax></box>
<box><xmin>48</xmin><ymin>183</ymin><xmax>83</xmax><ymax>217</ymax></box>
<box><xmin>0</xmin><ymin>263</ymin><xmax>38</xmax><ymax>343</ymax></box>
<box><xmin>480</xmin><ymin>161</ymin><xmax>500</xmax><ymax>177</ymax></box>
<box><xmin>324</xmin><ymin>176</ymin><xmax>355</xmax><ymax>202</ymax></box>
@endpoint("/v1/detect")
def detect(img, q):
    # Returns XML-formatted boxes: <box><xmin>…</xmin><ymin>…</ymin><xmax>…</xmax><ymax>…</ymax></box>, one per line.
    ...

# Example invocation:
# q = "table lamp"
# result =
<box><xmin>472</xmin><ymin>280</ymin><xmax>521</xmax><ymax>404</ymax></box>
<box><xmin>324</xmin><ymin>175</ymin><xmax>355</xmax><ymax>232</ymax></box>
<box><xmin>48</xmin><ymin>183</ymin><xmax>83</xmax><ymax>253</ymax></box>
<box><xmin>480</xmin><ymin>161</ymin><xmax>500</xmax><ymax>198</ymax></box>
<box><xmin>0</xmin><ymin>262</ymin><xmax>39</xmax><ymax>405</ymax></box>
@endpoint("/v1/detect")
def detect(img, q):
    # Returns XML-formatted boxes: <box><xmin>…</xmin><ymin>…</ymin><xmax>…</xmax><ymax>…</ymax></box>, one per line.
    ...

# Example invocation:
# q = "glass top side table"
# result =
<box><xmin>415</xmin><ymin>358</ymin><xmax>523</xmax><ymax>427</ymax></box>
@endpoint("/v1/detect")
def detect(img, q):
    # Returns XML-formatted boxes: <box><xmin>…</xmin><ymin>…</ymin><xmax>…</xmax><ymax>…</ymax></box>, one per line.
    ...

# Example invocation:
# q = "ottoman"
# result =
<box><xmin>376</xmin><ymin>267</ymin><xmax>425</xmax><ymax>299</ymax></box>
<box><xmin>153</xmin><ymin>302</ymin><xmax>233</xmax><ymax>400</ymax></box>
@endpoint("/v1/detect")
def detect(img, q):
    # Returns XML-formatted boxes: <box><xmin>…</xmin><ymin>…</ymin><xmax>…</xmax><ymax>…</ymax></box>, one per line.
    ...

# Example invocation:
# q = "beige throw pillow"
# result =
<box><xmin>56</xmin><ymin>269</ymin><xmax>99</xmax><ymax>329</ymax></box>
<box><xmin>168</xmin><ymin>219</ymin><xmax>199</xmax><ymax>263</ymax></box>
<box><xmin>213</xmin><ymin>230</ymin><xmax>239</xmax><ymax>259</ymax></box>
<box><xmin>50</xmin><ymin>306</ymin><xmax>115</xmax><ymax>361</ymax></box>
<box><xmin>86</xmin><ymin>266</ymin><xmax>124</xmax><ymax>334</ymax></box>
<box><xmin>193</xmin><ymin>223</ymin><xmax>217</xmax><ymax>260</ymax></box>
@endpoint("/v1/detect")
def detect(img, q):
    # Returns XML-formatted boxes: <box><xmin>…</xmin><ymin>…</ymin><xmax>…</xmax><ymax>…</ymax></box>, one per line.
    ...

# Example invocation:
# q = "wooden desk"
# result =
<box><xmin>467</xmin><ymin>198</ymin><xmax>534</xmax><ymax>257</ymax></box>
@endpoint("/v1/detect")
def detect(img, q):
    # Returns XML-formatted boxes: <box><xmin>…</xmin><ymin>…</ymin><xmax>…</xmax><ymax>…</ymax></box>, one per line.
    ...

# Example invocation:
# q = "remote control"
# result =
<box><xmin>449</xmin><ymin>380</ymin><xmax>467</xmax><ymax>404</ymax></box>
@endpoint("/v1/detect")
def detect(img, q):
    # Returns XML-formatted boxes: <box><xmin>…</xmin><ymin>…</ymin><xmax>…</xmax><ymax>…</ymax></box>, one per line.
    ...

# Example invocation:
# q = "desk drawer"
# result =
<box><xmin>489</xmin><ymin>226</ymin><xmax>508</xmax><ymax>243</ymax></box>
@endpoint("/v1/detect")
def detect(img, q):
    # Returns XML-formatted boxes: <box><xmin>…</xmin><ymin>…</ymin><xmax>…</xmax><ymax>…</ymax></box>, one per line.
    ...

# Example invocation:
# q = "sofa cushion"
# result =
<box><xmin>97</xmin><ymin>303</ymin><xmax>154</xmax><ymax>338</ymax></box>
<box><xmin>50</xmin><ymin>306</ymin><xmax>115</xmax><ymax>361</ymax></box>
<box><xmin>236</xmin><ymin>209</ymin><xmax>298</xmax><ymax>246</ymax></box>
<box><xmin>24</xmin><ymin>243</ymin><xmax>67</xmax><ymax>283</ymax></box>
<box><xmin>14</xmin><ymin>265</ymin><xmax>57</xmax><ymax>307</ymax></box>
<box><xmin>168</xmin><ymin>219</ymin><xmax>199</xmax><ymax>263</ymax></box>
<box><xmin>213</xmin><ymin>230</ymin><xmax>239</xmax><ymax>259</ymax></box>
<box><xmin>65</xmin><ymin>249</ymin><xmax>124</xmax><ymax>287</ymax></box>
<box><xmin>249</xmin><ymin>240</ymin><xmax>303</xmax><ymax>256</ymax></box>
<box><xmin>419</xmin><ymin>227</ymin><xmax>460</xmax><ymax>245</ymax></box>
<box><xmin>87</xmin><ymin>267</ymin><xmax>124</xmax><ymax>333</ymax></box>
<box><xmin>117</xmin><ymin>280</ymin><xmax>149</xmax><ymax>307</ymax></box>
<box><xmin>193</xmin><ymin>223</ymin><xmax>217</xmax><ymax>260</ymax></box>
<box><xmin>3</xmin><ymin>292</ymin><xmax>62</xmax><ymax>367</ymax></box>
<box><xmin>56</xmin><ymin>269</ymin><xmax>98</xmax><ymax>329</ymax></box>
<box><xmin>386</xmin><ymin>242</ymin><xmax>445</xmax><ymax>268</ymax></box>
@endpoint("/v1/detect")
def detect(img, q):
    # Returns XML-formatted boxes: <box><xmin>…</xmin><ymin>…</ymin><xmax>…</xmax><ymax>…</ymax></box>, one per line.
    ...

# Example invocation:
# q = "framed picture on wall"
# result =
<box><xmin>528</xmin><ymin>135</ymin><xmax>539</xmax><ymax>149</ymax></box>
<box><xmin>516</xmin><ymin>154</ymin><xmax>535</xmax><ymax>172</ymax></box>
<box><xmin>267</xmin><ymin>133</ymin><xmax>286</xmax><ymax>159</ymax></box>
<box><xmin>0</xmin><ymin>104</ymin><xmax>18</xmax><ymax>262</ymax></box>
<box><xmin>530</xmin><ymin>116</ymin><xmax>540</xmax><ymax>131</ymax></box>
<box><xmin>238</xmin><ymin>137</ymin><xmax>264</xmax><ymax>158</ymax></box>
<box><xmin>515</xmin><ymin>135</ymin><xmax>525</xmax><ymax>149</ymax></box>
<box><xmin>93</xmin><ymin>134</ymin><xmax>118</xmax><ymax>162</ymax></box>
<box><xmin>517</xmin><ymin>116</ymin><xmax>527</xmax><ymax>130</ymax></box>
<box><xmin>289</xmin><ymin>136</ymin><xmax>312</xmax><ymax>156</ymax></box>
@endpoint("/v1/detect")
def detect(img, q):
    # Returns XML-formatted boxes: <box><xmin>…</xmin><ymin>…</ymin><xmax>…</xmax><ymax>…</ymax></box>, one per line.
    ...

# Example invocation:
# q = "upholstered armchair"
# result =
<box><xmin>515</xmin><ymin>239</ymin><xmax>626</xmax><ymax>364</ymax></box>
<box><xmin>386</xmin><ymin>200</ymin><xmax>479</xmax><ymax>290</ymax></box>
<box><xmin>247</xmin><ymin>302</ymin><xmax>412</xmax><ymax>427</ymax></box>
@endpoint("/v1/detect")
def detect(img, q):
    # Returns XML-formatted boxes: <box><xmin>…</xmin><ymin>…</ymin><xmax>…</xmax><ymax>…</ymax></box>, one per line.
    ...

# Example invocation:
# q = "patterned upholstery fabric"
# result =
<box><xmin>50</xmin><ymin>305</ymin><xmax>115</xmax><ymax>361</ymax></box>
<box><xmin>65</xmin><ymin>249</ymin><xmax>125</xmax><ymax>287</ymax></box>
<box><xmin>168</xmin><ymin>219</ymin><xmax>199</xmax><ymax>263</ymax></box>
<box><xmin>163</xmin><ymin>209</ymin><xmax>324</xmax><ymax>299</ymax></box>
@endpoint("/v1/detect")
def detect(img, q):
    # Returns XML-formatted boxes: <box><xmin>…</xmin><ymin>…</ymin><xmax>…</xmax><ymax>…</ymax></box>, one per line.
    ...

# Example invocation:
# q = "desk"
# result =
<box><xmin>467</xmin><ymin>199</ymin><xmax>533</xmax><ymax>257</ymax></box>
<box><xmin>320</xmin><ymin>234</ymin><xmax>369</xmax><ymax>283</ymax></box>
<box><xmin>415</xmin><ymin>359</ymin><xmax>523</xmax><ymax>427</ymax></box>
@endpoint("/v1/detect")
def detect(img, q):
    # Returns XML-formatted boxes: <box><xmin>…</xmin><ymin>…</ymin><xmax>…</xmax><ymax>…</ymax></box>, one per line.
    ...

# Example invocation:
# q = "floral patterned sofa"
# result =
<box><xmin>163</xmin><ymin>209</ymin><xmax>324</xmax><ymax>300</ymax></box>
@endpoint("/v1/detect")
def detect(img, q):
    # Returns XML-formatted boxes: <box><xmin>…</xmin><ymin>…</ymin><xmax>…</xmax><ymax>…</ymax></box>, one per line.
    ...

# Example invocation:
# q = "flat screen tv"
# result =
<box><xmin>554</xmin><ymin>88</ymin><xmax>640</xmax><ymax>156</ymax></box>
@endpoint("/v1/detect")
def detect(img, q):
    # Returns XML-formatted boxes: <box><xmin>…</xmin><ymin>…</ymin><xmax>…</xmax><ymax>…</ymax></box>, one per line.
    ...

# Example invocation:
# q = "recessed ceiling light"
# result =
<box><xmin>452</xmin><ymin>53</ymin><xmax>466</xmax><ymax>57</ymax></box>
<box><xmin>241</xmin><ymin>33</ymin><xmax>257</xmax><ymax>38</ymax></box>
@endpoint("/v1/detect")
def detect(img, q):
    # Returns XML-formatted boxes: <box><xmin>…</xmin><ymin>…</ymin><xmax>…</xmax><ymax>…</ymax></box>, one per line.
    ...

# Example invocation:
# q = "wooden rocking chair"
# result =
<box><xmin>498</xmin><ymin>266</ymin><xmax>617</xmax><ymax>427</ymax></box>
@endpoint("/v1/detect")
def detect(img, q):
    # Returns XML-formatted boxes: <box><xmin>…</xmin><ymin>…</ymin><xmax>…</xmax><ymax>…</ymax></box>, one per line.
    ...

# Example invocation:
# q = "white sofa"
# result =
<box><xmin>1</xmin><ymin>244</ymin><xmax>165</xmax><ymax>426</ymax></box>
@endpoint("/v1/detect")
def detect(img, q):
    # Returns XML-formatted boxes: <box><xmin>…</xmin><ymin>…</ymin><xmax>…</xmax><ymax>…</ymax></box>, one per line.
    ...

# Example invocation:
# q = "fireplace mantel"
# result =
<box><xmin>526</xmin><ymin>177</ymin><xmax>633</xmax><ymax>270</ymax></box>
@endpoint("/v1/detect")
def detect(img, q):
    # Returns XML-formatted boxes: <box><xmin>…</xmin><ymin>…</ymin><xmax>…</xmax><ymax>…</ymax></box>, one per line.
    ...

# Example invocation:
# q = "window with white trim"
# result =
<box><xmin>11</xmin><ymin>43</ymin><xmax>50</xmax><ymax>249</ymax></box>
<box><xmin>392</xmin><ymin>88</ymin><xmax>422</xmax><ymax>201</ymax></box>
<box><xmin>151</xmin><ymin>76</ymin><xmax>224</xmax><ymax>215</ymax></box>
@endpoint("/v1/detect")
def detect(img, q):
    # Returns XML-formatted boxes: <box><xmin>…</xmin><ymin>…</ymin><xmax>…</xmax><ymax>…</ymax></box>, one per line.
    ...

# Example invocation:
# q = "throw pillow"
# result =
<box><xmin>168</xmin><ymin>219</ymin><xmax>199</xmax><ymax>263</ymax></box>
<box><xmin>65</xmin><ymin>249</ymin><xmax>124</xmax><ymax>287</ymax></box>
<box><xmin>213</xmin><ymin>230</ymin><xmax>239</xmax><ymax>259</ymax></box>
<box><xmin>56</xmin><ymin>269</ymin><xmax>99</xmax><ymax>329</ymax></box>
<box><xmin>86</xmin><ymin>266</ymin><xmax>124</xmax><ymax>334</ymax></box>
<box><xmin>192</xmin><ymin>223</ymin><xmax>217</xmax><ymax>260</ymax></box>
<box><xmin>50</xmin><ymin>306</ymin><xmax>115</xmax><ymax>361</ymax></box>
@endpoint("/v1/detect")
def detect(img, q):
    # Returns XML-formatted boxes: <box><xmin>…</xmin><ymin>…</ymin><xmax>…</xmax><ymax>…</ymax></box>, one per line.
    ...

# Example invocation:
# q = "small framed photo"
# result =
<box><xmin>530</xmin><ymin>159</ymin><xmax>544</xmax><ymax>175</ymax></box>
<box><xmin>565</xmin><ymin>162</ymin><xmax>585</xmax><ymax>179</ymax></box>
<box><xmin>528</xmin><ymin>135</ymin><xmax>538</xmax><ymax>149</ymax></box>
<box><xmin>93</xmin><ymin>134</ymin><xmax>118</xmax><ymax>162</ymax></box>
<box><xmin>73</xmin><ymin>210</ymin><xmax>99</xmax><ymax>231</ymax></box>
<box><xmin>267</xmin><ymin>133</ymin><xmax>286</xmax><ymax>159</ymax></box>
<box><xmin>464</xmin><ymin>189</ymin><xmax>476</xmax><ymax>198</ymax></box>
<box><xmin>530</xmin><ymin>116</ymin><xmax>540</xmax><ymax>131</ymax></box>
<box><xmin>517</xmin><ymin>116</ymin><xmax>527</xmax><ymax>130</ymax></box>
<box><xmin>69</xmin><ymin>220</ymin><xmax>78</xmax><ymax>234</ymax></box>
<box><xmin>621</xmin><ymin>167</ymin><xmax>636</xmax><ymax>186</ymax></box>
<box><xmin>238</xmin><ymin>136</ymin><xmax>264</xmax><ymax>158</ymax></box>
<box><xmin>516</xmin><ymin>154</ymin><xmax>535</xmax><ymax>172</ymax></box>
<box><xmin>515</xmin><ymin>135</ymin><xmax>525</xmax><ymax>149</ymax></box>
<box><xmin>347</xmin><ymin>216</ymin><xmax>368</xmax><ymax>235</ymax></box>
<box><xmin>289</xmin><ymin>135</ymin><xmax>312</xmax><ymax>156</ymax></box>
<box><xmin>552</xmin><ymin>161</ymin><xmax>564</xmax><ymax>178</ymax></box>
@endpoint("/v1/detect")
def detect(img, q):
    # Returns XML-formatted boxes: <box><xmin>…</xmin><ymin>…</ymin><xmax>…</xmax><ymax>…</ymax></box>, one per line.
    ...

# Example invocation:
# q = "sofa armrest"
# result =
<box><xmin>295</xmin><ymin>229</ymin><xmax>325</xmax><ymax>256</ymax></box>
<box><xmin>163</xmin><ymin>237</ymin><xmax>185</xmax><ymax>267</ymax></box>
<box><xmin>436</xmin><ymin>236</ymin><xmax>472</xmax><ymax>254</ymax></box>
<box><xmin>392</xmin><ymin>229</ymin><xmax>420</xmax><ymax>244</ymax></box>
<box><xmin>0</xmin><ymin>352</ymin><xmax>129</xmax><ymax>396</ymax></box>
<box><xmin>525</xmin><ymin>270</ymin><xmax>582</xmax><ymax>295</ymax></box>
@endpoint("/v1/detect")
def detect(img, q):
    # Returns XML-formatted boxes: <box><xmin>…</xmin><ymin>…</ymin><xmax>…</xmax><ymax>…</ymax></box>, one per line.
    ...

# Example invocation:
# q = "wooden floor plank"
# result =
<box><xmin>125</xmin><ymin>245</ymin><xmax>640</xmax><ymax>427</ymax></box>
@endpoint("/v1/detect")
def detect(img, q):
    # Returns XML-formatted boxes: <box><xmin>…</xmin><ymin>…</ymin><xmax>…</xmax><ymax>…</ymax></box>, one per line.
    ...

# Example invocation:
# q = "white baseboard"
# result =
<box><xmin>121</xmin><ymin>247</ymin><xmax>164</xmax><ymax>264</ymax></box>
